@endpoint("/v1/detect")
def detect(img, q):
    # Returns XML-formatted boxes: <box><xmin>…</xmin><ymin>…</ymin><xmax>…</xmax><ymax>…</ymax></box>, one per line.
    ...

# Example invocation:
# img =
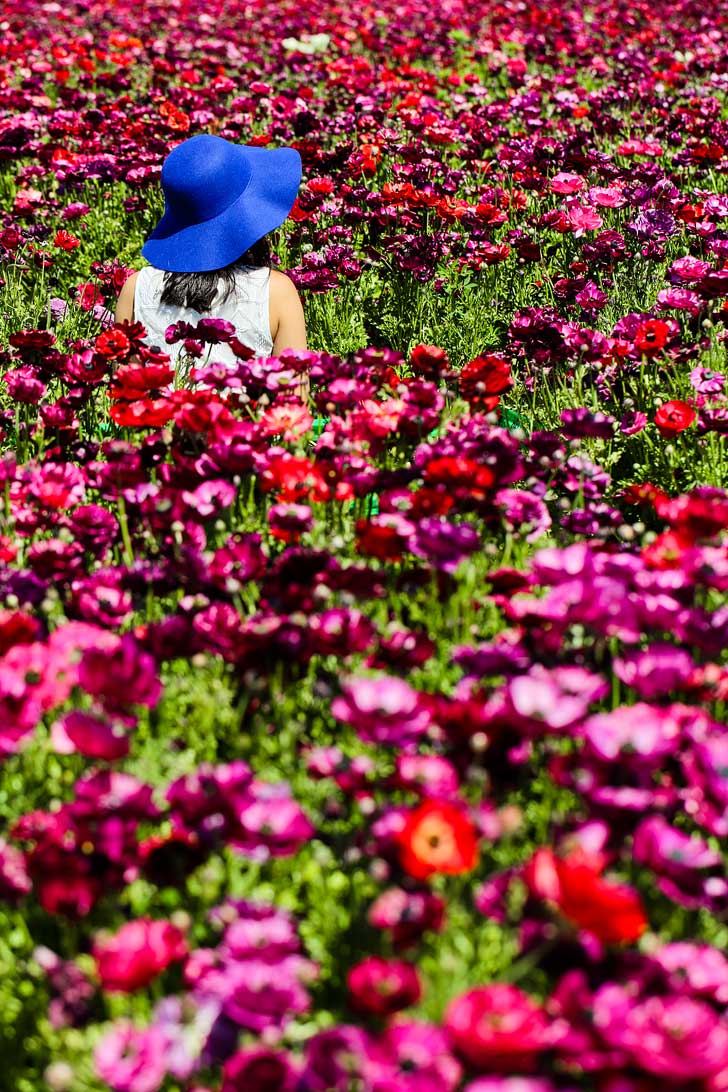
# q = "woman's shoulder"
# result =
<box><xmin>268</xmin><ymin>268</ymin><xmax>300</xmax><ymax>298</ymax></box>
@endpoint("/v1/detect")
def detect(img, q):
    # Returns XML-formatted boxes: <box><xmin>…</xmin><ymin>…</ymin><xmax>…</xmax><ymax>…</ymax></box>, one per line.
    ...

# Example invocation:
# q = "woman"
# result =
<box><xmin>115</xmin><ymin>134</ymin><xmax>307</xmax><ymax>369</ymax></box>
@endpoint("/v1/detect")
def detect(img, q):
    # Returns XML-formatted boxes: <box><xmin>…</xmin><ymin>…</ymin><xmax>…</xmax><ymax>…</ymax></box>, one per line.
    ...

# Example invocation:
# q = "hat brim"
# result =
<box><xmin>141</xmin><ymin>145</ymin><xmax>302</xmax><ymax>273</ymax></box>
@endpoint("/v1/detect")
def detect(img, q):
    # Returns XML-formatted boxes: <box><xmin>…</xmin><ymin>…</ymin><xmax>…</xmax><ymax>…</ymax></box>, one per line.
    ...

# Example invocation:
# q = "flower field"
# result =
<box><xmin>5</xmin><ymin>0</ymin><xmax>728</xmax><ymax>1088</ymax></box>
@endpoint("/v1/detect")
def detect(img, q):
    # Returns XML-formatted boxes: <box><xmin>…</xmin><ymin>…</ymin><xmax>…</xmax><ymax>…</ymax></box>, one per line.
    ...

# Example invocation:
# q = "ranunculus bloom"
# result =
<box><xmin>397</xmin><ymin>800</ymin><xmax>479</xmax><ymax>880</ymax></box>
<box><xmin>94</xmin><ymin>1022</ymin><xmax>169</xmax><ymax>1092</ymax></box>
<box><xmin>222</xmin><ymin>1048</ymin><xmax>299</xmax><ymax>1092</ymax></box>
<box><xmin>593</xmin><ymin>984</ymin><xmax>728</xmax><ymax>1079</ymax></box>
<box><xmin>347</xmin><ymin>956</ymin><xmax>422</xmax><ymax>1017</ymax></box>
<box><xmin>93</xmin><ymin>919</ymin><xmax>188</xmax><ymax>992</ymax></box>
<box><xmin>634</xmin><ymin>318</ymin><xmax>671</xmax><ymax>355</ymax></box>
<box><xmin>445</xmin><ymin>984</ymin><xmax>551</xmax><ymax>1072</ymax></box>
<box><xmin>655</xmin><ymin>400</ymin><xmax>696</xmax><ymax>437</ymax></box>
<box><xmin>524</xmin><ymin>847</ymin><xmax>648</xmax><ymax>944</ymax></box>
<box><xmin>331</xmin><ymin>675</ymin><xmax>431</xmax><ymax>748</ymax></box>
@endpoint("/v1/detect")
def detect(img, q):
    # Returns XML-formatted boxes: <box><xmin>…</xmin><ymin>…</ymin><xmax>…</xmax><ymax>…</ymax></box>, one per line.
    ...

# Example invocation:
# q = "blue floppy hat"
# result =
<box><xmin>142</xmin><ymin>134</ymin><xmax>302</xmax><ymax>273</ymax></box>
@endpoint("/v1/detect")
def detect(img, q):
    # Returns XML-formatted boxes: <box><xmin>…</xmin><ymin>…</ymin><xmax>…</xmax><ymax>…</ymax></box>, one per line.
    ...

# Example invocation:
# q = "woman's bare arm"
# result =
<box><xmin>270</xmin><ymin>270</ymin><xmax>307</xmax><ymax>354</ymax></box>
<box><xmin>115</xmin><ymin>271</ymin><xmax>139</xmax><ymax>324</ymax></box>
<box><xmin>269</xmin><ymin>269</ymin><xmax>309</xmax><ymax>400</ymax></box>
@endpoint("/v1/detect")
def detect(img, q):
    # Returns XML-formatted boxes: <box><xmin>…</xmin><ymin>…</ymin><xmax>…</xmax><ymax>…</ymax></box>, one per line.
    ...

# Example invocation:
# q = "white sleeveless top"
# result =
<box><xmin>134</xmin><ymin>265</ymin><xmax>274</xmax><ymax>367</ymax></box>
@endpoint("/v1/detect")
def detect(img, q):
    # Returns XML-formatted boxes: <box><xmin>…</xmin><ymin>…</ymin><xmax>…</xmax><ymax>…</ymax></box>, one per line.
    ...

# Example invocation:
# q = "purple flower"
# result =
<box><xmin>560</xmin><ymin>408</ymin><xmax>615</xmax><ymax>440</ymax></box>
<box><xmin>627</xmin><ymin>208</ymin><xmax>677</xmax><ymax>238</ymax></box>
<box><xmin>219</xmin><ymin>956</ymin><xmax>313</xmax><ymax>1032</ymax></box>
<box><xmin>49</xmin><ymin>297</ymin><xmax>69</xmax><ymax>321</ymax></box>
<box><xmin>410</xmin><ymin>517</ymin><xmax>480</xmax><ymax>574</ymax></box>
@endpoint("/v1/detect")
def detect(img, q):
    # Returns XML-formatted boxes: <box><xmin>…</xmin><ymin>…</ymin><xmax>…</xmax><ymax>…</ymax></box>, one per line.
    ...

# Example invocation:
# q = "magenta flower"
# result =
<box><xmin>347</xmin><ymin>956</ymin><xmax>422</xmax><ymax>1017</ymax></box>
<box><xmin>633</xmin><ymin>815</ymin><xmax>728</xmax><ymax>910</ymax></box>
<box><xmin>495</xmin><ymin>489</ymin><xmax>551</xmax><ymax>542</ymax></box>
<box><xmin>51</xmin><ymin>710</ymin><xmax>130</xmax><ymax>761</ymax></box>
<box><xmin>78</xmin><ymin>635</ymin><xmax>162</xmax><ymax>713</ymax></box>
<box><xmin>445</xmin><ymin>984</ymin><xmax>552</xmax><ymax>1072</ymax></box>
<box><xmin>332</xmin><ymin>675</ymin><xmax>431</xmax><ymax>748</ymax></box>
<box><xmin>301</xmin><ymin>1025</ymin><xmax>376</xmax><ymax>1090</ymax></box>
<box><xmin>222</xmin><ymin>1048</ymin><xmax>299</xmax><ymax>1092</ymax></box>
<box><xmin>593</xmin><ymin>984</ymin><xmax>728</xmax><ymax>1079</ymax></box>
<box><xmin>379</xmin><ymin>1021</ymin><xmax>463</xmax><ymax>1091</ymax></box>
<box><xmin>651</xmin><ymin>943</ymin><xmax>728</xmax><ymax>1004</ymax></box>
<box><xmin>582</xmin><ymin>703</ymin><xmax>683</xmax><ymax>761</ymax></box>
<box><xmin>613</xmin><ymin>644</ymin><xmax>694</xmax><ymax>698</ymax></box>
<box><xmin>691</xmin><ymin>366</ymin><xmax>725</xmax><ymax>394</ymax></box>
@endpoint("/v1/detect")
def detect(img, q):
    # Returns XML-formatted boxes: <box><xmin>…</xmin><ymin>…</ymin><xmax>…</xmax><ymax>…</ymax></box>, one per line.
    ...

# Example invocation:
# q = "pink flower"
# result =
<box><xmin>566</xmin><ymin>205</ymin><xmax>603</xmax><ymax>237</ymax></box>
<box><xmin>95</xmin><ymin>1022</ymin><xmax>169</xmax><ymax>1092</ymax></box>
<box><xmin>651</xmin><ymin>943</ymin><xmax>728</xmax><ymax>1004</ymax></box>
<box><xmin>332</xmin><ymin>675</ymin><xmax>431</xmax><ymax>748</ymax></box>
<box><xmin>588</xmin><ymin>185</ymin><xmax>627</xmax><ymax>208</ymax></box>
<box><xmin>550</xmin><ymin>172</ymin><xmax>585</xmax><ymax>194</ymax></box>
<box><xmin>691</xmin><ymin>366</ymin><xmax>725</xmax><ymax>394</ymax></box>
<box><xmin>379</xmin><ymin>1021</ymin><xmax>463</xmax><ymax>1090</ymax></box>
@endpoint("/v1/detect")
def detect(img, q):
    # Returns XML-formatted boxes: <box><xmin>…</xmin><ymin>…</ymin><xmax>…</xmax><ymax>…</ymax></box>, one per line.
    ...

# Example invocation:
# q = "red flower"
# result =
<box><xmin>109</xmin><ymin>398</ymin><xmax>175</xmax><ymax>428</ymax></box>
<box><xmin>259</xmin><ymin>454</ymin><xmax>330</xmax><ymax>503</ymax></box>
<box><xmin>398</xmin><ymin>799</ymin><xmax>479</xmax><ymax>880</ymax></box>
<box><xmin>409</xmin><ymin>343</ymin><xmax>450</xmax><ymax>381</ymax></box>
<box><xmin>459</xmin><ymin>354</ymin><xmax>512</xmax><ymax>411</ymax></box>
<box><xmin>93</xmin><ymin>918</ymin><xmax>188</xmax><ymax>992</ymax></box>
<box><xmin>524</xmin><ymin>847</ymin><xmax>648</xmax><ymax>944</ymax></box>
<box><xmin>110</xmin><ymin>361</ymin><xmax>175</xmax><ymax>399</ymax></box>
<box><xmin>53</xmin><ymin>230</ymin><xmax>81</xmax><ymax>251</ymax></box>
<box><xmin>621</xmin><ymin>481</ymin><xmax>669</xmax><ymax>506</ymax></box>
<box><xmin>654</xmin><ymin>400</ymin><xmax>696</xmax><ymax>437</ymax></box>
<box><xmin>356</xmin><ymin>514</ymin><xmax>414</xmax><ymax>561</ymax></box>
<box><xmin>9</xmin><ymin>329</ymin><xmax>55</xmax><ymax>354</ymax></box>
<box><xmin>634</xmin><ymin>318</ymin><xmax>671</xmax><ymax>355</ymax></box>
<box><xmin>96</xmin><ymin>328</ymin><xmax>132</xmax><ymax>360</ymax></box>
<box><xmin>76</xmin><ymin>283</ymin><xmax>104</xmax><ymax>311</ymax></box>
<box><xmin>423</xmin><ymin>456</ymin><xmax>495</xmax><ymax>496</ymax></box>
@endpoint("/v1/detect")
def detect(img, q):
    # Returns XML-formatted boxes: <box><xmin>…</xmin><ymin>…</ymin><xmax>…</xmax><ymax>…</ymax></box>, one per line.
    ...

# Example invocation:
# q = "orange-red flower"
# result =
<box><xmin>398</xmin><ymin>800</ymin><xmax>479</xmax><ymax>881</ymax></box>
<box><xmin>655</xmin><ymin>400</ymin><xmax>696</xmax><ymax>438</ymax></box>
<box><xmin>53</xmin><ymin>230</ymin><xmax>80</xmax><ymax>251</ymax></box>
<box><xmin>524</xmin><ymin>847</ymin><xmax>648</xmax><ymax>944</ymax></box>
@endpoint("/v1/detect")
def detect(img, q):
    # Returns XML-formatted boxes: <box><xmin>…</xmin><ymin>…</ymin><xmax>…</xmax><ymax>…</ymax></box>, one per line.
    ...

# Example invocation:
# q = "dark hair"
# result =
<box><xmin>159</xmin><ymin>236</ymin><xmax>271</xmax><ymax>313</ymax></box>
